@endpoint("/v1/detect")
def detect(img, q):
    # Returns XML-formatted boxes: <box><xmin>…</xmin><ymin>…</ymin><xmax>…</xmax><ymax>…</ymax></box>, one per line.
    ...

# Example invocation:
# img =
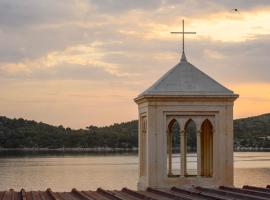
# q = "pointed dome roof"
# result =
<box><xmin>137</xmin><ymin>53</ymin><xmax>237</xmax><ymax>99</ymax></box>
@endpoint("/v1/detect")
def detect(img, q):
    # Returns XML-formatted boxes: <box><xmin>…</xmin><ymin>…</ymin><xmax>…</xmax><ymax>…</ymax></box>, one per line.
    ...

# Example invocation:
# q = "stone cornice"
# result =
<box><xmin>134</xmin><ymin>94</ymin><xmax>239</xmax><ymax>104</ymax></box>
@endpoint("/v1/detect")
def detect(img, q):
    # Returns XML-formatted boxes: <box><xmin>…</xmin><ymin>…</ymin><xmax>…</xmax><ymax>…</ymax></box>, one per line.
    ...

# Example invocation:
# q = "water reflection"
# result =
<box><xmin>0</xmin><ymin>151</ymin><xmax>269</xmax><ymax>191</ymax></box>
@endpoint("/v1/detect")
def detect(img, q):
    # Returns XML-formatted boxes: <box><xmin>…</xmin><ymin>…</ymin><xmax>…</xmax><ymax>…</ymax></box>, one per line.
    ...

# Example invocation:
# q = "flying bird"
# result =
<box><xmin>232</xmin><ymin>8</ymin><xmax>240</xmax><ymax>13</ymax></box>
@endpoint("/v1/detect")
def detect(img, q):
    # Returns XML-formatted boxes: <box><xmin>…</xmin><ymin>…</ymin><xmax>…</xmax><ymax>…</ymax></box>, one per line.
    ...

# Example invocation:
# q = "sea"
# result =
<box><xmin>0</xmin><ymin>151</ymin><xmax>269</xmax><ymax>191</ymax></box>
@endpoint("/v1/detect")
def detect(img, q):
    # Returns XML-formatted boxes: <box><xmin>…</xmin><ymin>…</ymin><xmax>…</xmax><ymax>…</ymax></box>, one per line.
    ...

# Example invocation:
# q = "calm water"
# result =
<box><xmin>0</xmin><ymin>152</ymin><xmax>269</xmax><ymax>191</ymax></box>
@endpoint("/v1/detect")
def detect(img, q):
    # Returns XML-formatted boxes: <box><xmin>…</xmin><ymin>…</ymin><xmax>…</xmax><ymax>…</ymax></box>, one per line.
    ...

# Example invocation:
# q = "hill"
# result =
<box><xmin>0</xmin><ymin>113</ymin><xmax>270</xmax><ymax>149</ymax></box>
<box><xmin>234</xmin><ymin>113</ymin><xmax>270</xmax><ymax>148</ymax></box>
<box><xmin>0</xmin><ymin>116</ymin><xmax>137</xmax><ymax>149</ymax></box>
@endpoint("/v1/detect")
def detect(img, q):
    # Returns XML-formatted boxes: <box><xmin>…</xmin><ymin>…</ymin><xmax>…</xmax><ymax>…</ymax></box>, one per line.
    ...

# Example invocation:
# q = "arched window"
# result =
<box><xmin>139</xmin><ymin>116</ymin><xmax>147</xmax><ymax>177</ymax></box>
<box><xmin>167</xmin><ymin>119</ymin><xmax>180</xmax><ymax>177</ymax></box>
<box><xmin>200</xmin><ymin>119</ymin><xmax>213</xmax><ymax>177</ymax></box>
<box><xmin>185</xmin><ymin>119</ymin><xmax>197</xmax><ymax>176</ymax></box>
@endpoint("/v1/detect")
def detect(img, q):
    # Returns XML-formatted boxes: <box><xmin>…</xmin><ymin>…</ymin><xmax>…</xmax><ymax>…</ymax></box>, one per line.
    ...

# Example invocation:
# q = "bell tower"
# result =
<box><xmin>134</xmin><ymin>21</ymin><xmax>238</xmax><ymax>190</ymax></box>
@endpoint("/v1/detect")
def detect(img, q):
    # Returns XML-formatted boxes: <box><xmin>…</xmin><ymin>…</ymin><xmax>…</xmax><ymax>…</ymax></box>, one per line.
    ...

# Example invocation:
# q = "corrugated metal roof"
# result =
<box><xmin>1</xmin><ymin>186</ymin><xmax>269</xmax><ymax>200</ymax></box>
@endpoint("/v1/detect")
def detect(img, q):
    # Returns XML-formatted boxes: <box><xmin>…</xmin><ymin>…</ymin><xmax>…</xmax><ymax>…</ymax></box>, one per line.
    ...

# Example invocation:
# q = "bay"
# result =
<box><xmin>0</xmin><ymin>152</ymin><xmax>269</xmax><ymax>191</ymax></box>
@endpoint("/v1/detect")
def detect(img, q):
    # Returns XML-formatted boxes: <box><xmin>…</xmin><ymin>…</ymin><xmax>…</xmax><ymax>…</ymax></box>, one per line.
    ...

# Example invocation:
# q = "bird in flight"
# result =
<box><xmin>232</xmin><ymin>8</ymin><xmax>240</xmax><ymax>13</ymax></box>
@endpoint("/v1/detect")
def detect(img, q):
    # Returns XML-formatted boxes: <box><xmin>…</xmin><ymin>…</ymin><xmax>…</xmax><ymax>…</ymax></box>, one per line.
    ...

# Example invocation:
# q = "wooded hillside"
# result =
<box><xmin>0</xmin><ymin>113</ymin><xmax>269</xmax><ymax>149</ymax></box>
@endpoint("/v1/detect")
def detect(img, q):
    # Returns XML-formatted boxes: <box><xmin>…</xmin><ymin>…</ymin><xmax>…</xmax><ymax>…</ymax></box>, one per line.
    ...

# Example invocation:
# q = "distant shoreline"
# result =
<box><xmin>0</xmin><ymin>147</ymin><xmax>269</xmax><ymax>152</ymax></box>
<box><xmin>0</xmin><ymin>147</ymin><xmax>138</xmax><ymax>152</ymax></box>
<box><xmin>235</xmin><ymin>147</ymin><xmax>270</xmax><ymax>152</ymax></box>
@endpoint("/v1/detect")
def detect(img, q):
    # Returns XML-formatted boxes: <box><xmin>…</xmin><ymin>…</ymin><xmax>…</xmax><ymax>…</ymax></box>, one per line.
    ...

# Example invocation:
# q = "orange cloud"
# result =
<box><xmin>116</xmin><ymin>6</ymin><xmax>270</xmax><ymax>42</ymax></box>
<box><xmin>1</xmin><ymin>43</ymin><xmax>130</xmax><ymax>77</ymax></box>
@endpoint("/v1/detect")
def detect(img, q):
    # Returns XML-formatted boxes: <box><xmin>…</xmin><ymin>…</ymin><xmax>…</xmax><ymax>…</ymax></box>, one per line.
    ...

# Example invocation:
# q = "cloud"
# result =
<box><xmin>0</xmin><ymin>0</ymin><xmax>90</xmax><ymax>28</ymax></box>
<box><xmin>89</xmin><ymin>0</ymin><xmax>270</xmax><ymax>14</ymax></box>
<box><xmin>187</xmin><ymin>35</ymin><xmax>270</xmax><ymax>84</ymax></box>
<box><xmin>0</xmin><ymin>43</ymin><xmax>132</xmax><ymax>79</ymax></box>
<box><xmin>89</xmin><ymin>0</ymin><xmax>163</xmax><ymax>13</ymax></box>
<box><xmin>0</xmin><ymin>0</ymin><xmax>270</xmax><ymax>127</ymax></box>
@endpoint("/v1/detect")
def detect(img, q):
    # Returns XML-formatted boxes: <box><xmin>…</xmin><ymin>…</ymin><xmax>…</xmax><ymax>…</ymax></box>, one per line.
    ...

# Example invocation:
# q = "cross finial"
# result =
<box><xmin>171</xmin><ymin>19</ymin><xmax>196</xmax><ymax>62</ymax></box>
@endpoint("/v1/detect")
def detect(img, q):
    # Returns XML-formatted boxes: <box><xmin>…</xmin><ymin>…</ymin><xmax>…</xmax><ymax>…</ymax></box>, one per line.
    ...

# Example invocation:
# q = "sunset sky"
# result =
<box><xmin>1</xmin><ymin>0</ymin><xmax>270</xmax><ymax>128</ymax></box>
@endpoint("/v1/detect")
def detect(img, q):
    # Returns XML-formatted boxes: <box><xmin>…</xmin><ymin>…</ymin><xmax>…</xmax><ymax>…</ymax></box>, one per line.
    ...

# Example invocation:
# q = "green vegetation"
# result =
<box><xmin>0</xmin><ymin>117</ymin><xmax>137</xmax><ymax>149</ymax></box>
<box><xmin>234</xmin><ymin>113</ymin><xmax>270</xmax><ymax>148</ymax></box>
<box><xmin>0</xmin><ymin>113</ymin><xmax>269</xmax><ymax>149</ymax></box>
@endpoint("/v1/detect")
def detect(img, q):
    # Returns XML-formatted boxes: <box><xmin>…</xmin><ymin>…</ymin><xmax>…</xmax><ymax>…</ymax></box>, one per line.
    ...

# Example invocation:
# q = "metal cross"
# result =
<box><xmin>171</xmin><ymin>20</ymin><xmax>196</xmax><ymax>54</ymax></box>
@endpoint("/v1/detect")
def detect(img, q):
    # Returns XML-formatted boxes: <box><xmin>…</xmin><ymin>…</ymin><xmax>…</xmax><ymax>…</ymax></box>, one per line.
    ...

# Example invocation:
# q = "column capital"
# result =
<box><xmin>180</xmin><ymin>130</ymin><xmax>185</xmax><ymax>136</ymax></box>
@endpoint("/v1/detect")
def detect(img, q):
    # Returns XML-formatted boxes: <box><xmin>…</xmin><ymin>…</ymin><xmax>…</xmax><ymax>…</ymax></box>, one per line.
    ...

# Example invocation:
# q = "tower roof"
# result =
<box><xmin>136</xmin><ymin>53</ymin><xmax>237</xmax><ymax>99</ymax></box>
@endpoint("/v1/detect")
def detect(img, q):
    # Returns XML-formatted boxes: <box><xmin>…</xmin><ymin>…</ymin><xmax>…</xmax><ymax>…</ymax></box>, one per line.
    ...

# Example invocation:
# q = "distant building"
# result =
<box><xmin>258</xmin><ymin>136</ymin><xmax>270</xmax><ymax>140</ymax></box>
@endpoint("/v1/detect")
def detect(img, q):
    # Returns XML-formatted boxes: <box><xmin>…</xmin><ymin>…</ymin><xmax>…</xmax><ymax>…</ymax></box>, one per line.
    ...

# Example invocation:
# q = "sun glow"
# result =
<box><xmin>229</xmin><ymin>83</ymin><xmax>270</xmax><ymax>119</ymax></box>
<box><xmin>137</xmin><ymin>7</ymin><xmax>270</xmax><ymax>42</ymax></box>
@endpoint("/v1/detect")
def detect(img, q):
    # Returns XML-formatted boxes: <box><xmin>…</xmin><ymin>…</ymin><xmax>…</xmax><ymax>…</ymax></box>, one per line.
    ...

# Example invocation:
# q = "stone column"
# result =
<box><xmin>196</xmin><ymin>130</ymin><xmax>201</xmax><ymax>177</ymax></box>
<box><xmin>167</xmin><ymin>130</ymin><xmax>173</xmax><ymax>176</ymax></box>
<box><xmin>209</xmin><ymin>128</ymin><xmax>214</xmax><ymax>177</ymax></box>
<box><xmin>180</xmin><ymin>130</ymin><xmax>186</xmax><ymax>176</ymax></box>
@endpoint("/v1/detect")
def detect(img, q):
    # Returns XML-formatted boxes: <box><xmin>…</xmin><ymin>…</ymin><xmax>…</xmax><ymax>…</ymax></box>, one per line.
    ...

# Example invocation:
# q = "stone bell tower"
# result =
<box><xmin>134</xmin><ymin>20</ymin><xmax>238</xmax><ymax>190</ymax></box>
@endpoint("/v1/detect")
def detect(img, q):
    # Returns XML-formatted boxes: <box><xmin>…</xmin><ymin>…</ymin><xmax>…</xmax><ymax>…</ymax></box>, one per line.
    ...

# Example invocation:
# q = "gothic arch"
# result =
<box><xmin>185</xmin><ymin>119</ymin><xmax>197</xmax><ymax>175</ymax></box>
<box><xmin>200</xmin><ymin>119</ymin><xmax>213</xmax><ymax>177</ymax></box>
<box><xmin>167</xmin><ymin>119</ymin><xmax>180</xmax><ymax>177</ymax></box>
<box><xmin>168</xmin><ymin>118</ymin><xmax>177</xmax><ymax>131</ymax></box>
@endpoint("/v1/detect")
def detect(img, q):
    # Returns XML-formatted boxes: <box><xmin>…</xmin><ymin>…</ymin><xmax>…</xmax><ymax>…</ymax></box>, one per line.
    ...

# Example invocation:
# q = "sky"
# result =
<box><xmin>0</xmin><ymin>0</ymin><xmax>270</xmax><ymax>128</ymax></box>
